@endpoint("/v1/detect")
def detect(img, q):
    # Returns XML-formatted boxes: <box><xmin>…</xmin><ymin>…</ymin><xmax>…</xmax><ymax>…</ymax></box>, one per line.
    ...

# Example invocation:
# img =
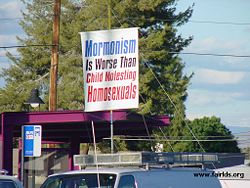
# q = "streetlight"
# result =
<box><xmin>24</xmin><ymin>88</ymin><xmax>44</xmax><ymax>110</ymax></box>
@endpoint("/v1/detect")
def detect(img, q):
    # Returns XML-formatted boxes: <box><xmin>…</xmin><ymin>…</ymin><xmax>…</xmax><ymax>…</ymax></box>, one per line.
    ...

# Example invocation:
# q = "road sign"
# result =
<box><xmin>22</xmin><ymin>125</ymin><xmax>42</xmax><ymax>157</ymax></box>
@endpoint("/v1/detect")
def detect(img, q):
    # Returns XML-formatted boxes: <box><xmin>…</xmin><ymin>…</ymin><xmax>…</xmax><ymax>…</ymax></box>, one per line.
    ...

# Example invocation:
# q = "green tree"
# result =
<box><xmin>159</xmin><ymin>116</ymin><xmax>240</xmax><ymax>153</ymax></box>
<box><xmin>1</xmin><ymin>0</ymin><xmax>193</xmax><ymax>113</ymax></box>
<box><xmin>97</xmin><ymin>136</ymin><xmax>129</xmax><ymax>153</ymax></box>
<box><xmin>0</xmin><ymin>0</ymin><xmax>194</xmax><ymax>151</ymax></box>
<box><xmin>0</xmin><ymin>0</ymin><xmax>85</xmax><ymax>111</ymax></box>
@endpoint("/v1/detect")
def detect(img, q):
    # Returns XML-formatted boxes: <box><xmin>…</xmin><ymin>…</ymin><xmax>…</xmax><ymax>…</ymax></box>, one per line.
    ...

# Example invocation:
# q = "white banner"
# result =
<box><xmin>80</xmin><ymin>28</ymin><xmax>139</xmax><ymax>112</ymax></box>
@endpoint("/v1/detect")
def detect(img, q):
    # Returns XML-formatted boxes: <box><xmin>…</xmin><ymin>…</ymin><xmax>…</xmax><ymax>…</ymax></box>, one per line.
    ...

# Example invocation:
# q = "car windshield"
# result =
<box><xmin>0</xmin><ymin>180</ymin><xmax>17</xmax><ymax>188</ymax></box>
<box><xmin>41</xmin><ymin>174</ymin><xmax>117</xmax><ymax>188</ymax></box>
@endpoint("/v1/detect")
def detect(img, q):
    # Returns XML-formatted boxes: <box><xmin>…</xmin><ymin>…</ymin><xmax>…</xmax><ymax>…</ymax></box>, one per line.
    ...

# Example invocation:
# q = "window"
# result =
<box><xmin>118</xmin><ymin>175</ymin><xmax>136</xmax><ymax>188</ymax></box>
<box><xmin>0</xmin><ymin>180</ymin><xmax>17</xmax><ymax>188</ymax></box>
<box><xmin>41</xmin><ymin>174</ymin><xmax>117</xmax><ymax>188</ymax></box>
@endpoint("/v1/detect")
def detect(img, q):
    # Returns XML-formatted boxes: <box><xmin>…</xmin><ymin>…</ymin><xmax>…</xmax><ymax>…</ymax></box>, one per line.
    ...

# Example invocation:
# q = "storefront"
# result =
<box><xmin>0</xmin><ymin>110</ymin><xmax>170</xmax><ymax>176</ymax></box>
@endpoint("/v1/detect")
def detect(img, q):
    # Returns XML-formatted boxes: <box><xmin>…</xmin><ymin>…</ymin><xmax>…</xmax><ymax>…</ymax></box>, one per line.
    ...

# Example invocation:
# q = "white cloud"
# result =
<box><xmin>223</xmin><ymin>116</ymin><xmax>250</xmax><ymax>128</ymax></box>
<box><xmin>186</xmin><ymin>111</ymin><xmax>250</xmax><ymax>128</ymax></box>
<box><xmin>0</xmin><ymin>35</ymin><xmax>17</xmax><ymax>46</ymax></box>
<box><xmin>184</xmin><ymin>37</ymin><xmax>250</xmax><ymax>65</ymax></box>
<box><xmin>185</xmin><ymin>108</ymin><xmax>233</xmax><ymax>124</ymax></box>
<box><xmin>187</xmin><ymin>89</ymin><xmax>232</xmax><ymax>106</ymax></box>
<box><xmin>186</xmin><ymin>112</ymin><xmax>214</xmax><ymax>120</ymax></box>
<box><xmin>186</xmin><ymin>88</ymin><xmax>250</xmax><ymax>107</ymax></box>
<box><xmin>186</xmin><ymin>36</ymin><xmax>248</xmax><ymax>53</ymax></box>
<box><xmin>245</xmin><ymin>27</ymin><xmax>250</xmax><ymax>32</ymax></box>
<box><xmin>0</xmin><ymin>1</ymin><xmax>23</xmax><ymax>18</ymax></box>
<box><xmin>194</xmin><ymin>68</ymin><xmax>245</xmax><ymax>84</ymax></box>
<box><xmin>0</xmin><ymin>48</ymin><xmax>17</xmax><ymax>56</ymax></box>
<box><xmin>186</xmin><ymin>88</ymin><xmax>250</xmax><ymax>127</ymax></box>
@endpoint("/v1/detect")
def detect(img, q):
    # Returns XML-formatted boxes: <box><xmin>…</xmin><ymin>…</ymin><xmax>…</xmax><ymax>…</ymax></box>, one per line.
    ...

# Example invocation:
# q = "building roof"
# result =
<box><xmin>1</xmin><ymin>110</ymin><xmax>170</xmax><ymax>142</ymax></box>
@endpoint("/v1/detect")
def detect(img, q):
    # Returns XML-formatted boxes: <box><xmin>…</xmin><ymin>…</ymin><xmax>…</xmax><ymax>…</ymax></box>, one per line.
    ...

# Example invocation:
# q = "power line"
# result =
<box><xmin>0</xmin><ymin>44</ymin><xmax>55</xmax><ymax>49</ymax></box>
<box><xmin>112</xmin><ymin>8</ymin><xmax>210</xmax><ymax>156</ymax></box>
<box><xmin>189</xmin><ymin>20</ymin><xmax>250</xmax><ymax>26</ymax></box>
<box><xmin>119</xmin><ymin>135</ymin><xmax>249</xmax><ymax>138</ymax></box>
<box><xmin>0</xmin><ymin>55</ymin><xmax>21</xmax><ymax>58</ymax></box>
<box><xmin>171</xmin><ymin>51</ymin><xmax>250</xmax><ymax>58</ymax></box>
<box><xmin>1</xmin><ymin>16</ymin><xmax>250</xmax><ymax>26</ymax></box>
<box><xmin>153</xmin><ymin>18</ymin><xmax>250</xmax><ymax>26</ymax></box>
<box><xmin>141</xmin><ymin>55</ymin><xmax>207</xmax><ymax>154</ymax></box>
<box><xmin>1</xmin><ymin>45</ymin><xmax>250</xmax><ymax>58</ymax></box>
<box><xmin>232</xmin><ymin>130</ymin><xmax>250</xmax><ymax>135</ymax></box>
<box><xmin>140</xmin><ymin>50</ymin><xmax>250</xmax><ymax>58</ymax></box>
<box><xmin>0</xmin><ymin>18</ymin><xmax>22</xmax><ymax>21</ymax></box>
<box><xmin>122</xmin><ymin>16</ymin><xmax>250</xmax><ymax>26</ymax></box>
<box><xmin>103</xmin><ymin>138</ymin><xmax>250</xmax><ymax>142</ymax></box>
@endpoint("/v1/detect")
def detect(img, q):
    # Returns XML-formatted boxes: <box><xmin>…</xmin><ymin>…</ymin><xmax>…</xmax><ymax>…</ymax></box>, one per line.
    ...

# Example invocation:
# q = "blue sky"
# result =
<box><xmin>0</xmin><ymin>0</ymin><xmax>250</xmax><ymax>135</ymax></box>
<box><xmin>0</xmin><ymin>0</ymin><xmax>24</xmax><ymax>85</ymax></box>
<box><xmin>176</xmin><ymin>0</ymin><xmax>250</xmax><ymax>134</ymax></box>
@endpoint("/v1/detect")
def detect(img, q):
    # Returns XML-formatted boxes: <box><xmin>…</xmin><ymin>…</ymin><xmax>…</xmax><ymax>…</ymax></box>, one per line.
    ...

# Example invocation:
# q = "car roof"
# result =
<box><xmin>0</xmin><ymin>175</ymin><xmax>19</xmax><ymax>180</ymax></box>
<box><xmin>48</xmin><ymin>167</ymin><xmax>146</xmax><ymax>177</ymax></box>
<box><xmin>48</xmin><ymin>166</ymin><xmax>212</xmax><ymax>178</ymax></box>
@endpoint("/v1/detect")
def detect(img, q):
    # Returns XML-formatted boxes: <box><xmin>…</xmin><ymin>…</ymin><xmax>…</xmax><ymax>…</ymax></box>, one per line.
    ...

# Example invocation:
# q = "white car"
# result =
<box><xmin>40</xmin><ymin>152</ymin><xmax>222</xmax><ymax>188</ymax></box>
<box><xmin>40</xmin><ymin>167</ymin><xmax>224</xmax><ymax>188</ymax></box>
<box><xmin>0</xmin><ymin>174</ymin><xmax>24</xmax><ymax>188</ymax></box>
<box><xmin>40</xmin><ymin>152</ymin><xmax>250</xmax><ymax>188</ymax></box>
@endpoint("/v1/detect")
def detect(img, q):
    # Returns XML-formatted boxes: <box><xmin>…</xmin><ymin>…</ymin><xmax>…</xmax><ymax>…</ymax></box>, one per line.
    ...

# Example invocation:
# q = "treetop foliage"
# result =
<box><xmin>1</xmin><ymin>0</ymin><xmax>193</xmax><ymax>118</ymax></box>
<box><xmin>0</xmin><ymin>0</ymin><xmax>240</xmax><ymax>153</ymax></box>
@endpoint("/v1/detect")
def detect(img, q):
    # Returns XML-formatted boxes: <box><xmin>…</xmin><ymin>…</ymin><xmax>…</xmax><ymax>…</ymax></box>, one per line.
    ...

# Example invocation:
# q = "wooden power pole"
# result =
<box><xmin>49</xmin><ymin>0</ymin><xmax>61</xmax><ymax>111</ymax></box>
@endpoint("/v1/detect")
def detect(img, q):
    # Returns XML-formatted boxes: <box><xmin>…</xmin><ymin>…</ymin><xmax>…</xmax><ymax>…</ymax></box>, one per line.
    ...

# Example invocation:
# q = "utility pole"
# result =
<box><xmin>107</xmin><ymin>0</ymin><xmax>114</xmax><ymax>154</ymax></box>
<box><xmin>49</xmin><ymin>0</ymin><xmax>61</xmax><ymax>111</ymax></box>
<box><xmin>108</xmin><ymin>0</ymin><xmax>111</xmax><ymax>30</ymax></box>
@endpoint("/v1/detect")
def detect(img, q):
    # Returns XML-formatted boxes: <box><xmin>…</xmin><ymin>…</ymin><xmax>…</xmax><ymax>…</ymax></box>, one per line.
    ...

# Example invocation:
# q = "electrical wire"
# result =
<box><xmin>116</xmin><ymin>4</ymin><xmax>209</xmax><ymax>156</ymax></box>
<box><xmin>169</xmin><ymin>51</ymin><xmax>250</xmax><ymax>58</ymax></box>
<box><xmin>0</xmin><ymin>44</ymin><xmax>56</xmax><ymax>49</ymax></box>
<box><xmin>1</xmin><ymin>48</ymin><xmax>250</xmax><ymax>59</ymax></box>
<box><xmin>2</xmin><ymin>16</ymin><xmax>250</xmax><ymax>26</ymax></box>
<box><xmin>159</xmin><ymin>127</ymin><xmax>175</xmax><ymax>152</ymax></box>
<box><xmin>115</xmin><ymin>135</ymin><xmax>246</xmax><ymax>138</ymax></box>
<box><xmin>103</xmin><ymin>137</ymin><xmax>250</xmax><ymax>142</ymax></box>
<box><xmin>1</xmin><ymin>5</ymin><xmax>248</xmax><ymax>149</ymax></box>
<box><xmin>140</xmin><ymin>54</ymin><xmax>209</xmax><ymax>158</ymax></box>
<box><xmin>110</xmin><ymin>8</ymin><xmax>177</xmax><ymax>152</ymax></box>
<box><xmin>189</xmin><ymin>20</ymin><xmax>250</xmax><ymax>26</ymax></box>
<box><xmin>0</xmin><ymin>18</ymin><xmax>22</xmax><ymax>21</ymax></box>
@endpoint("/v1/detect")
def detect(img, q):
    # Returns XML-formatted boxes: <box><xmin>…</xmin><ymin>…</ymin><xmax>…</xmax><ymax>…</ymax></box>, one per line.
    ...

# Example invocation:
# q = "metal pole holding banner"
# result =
<box><xmin>108</xmin><ymin>0</ymin><xmax>114</xmax><ymax>154</ymax></box>
<box><xmin>80</xmin><ymin>3</ymin><xmax>138</xmax><ymax>155</ymax></box>
<box><xmin>110</xmin><ymin>110</ymin><xmax>114</xmax><ymax>153</ymax></box>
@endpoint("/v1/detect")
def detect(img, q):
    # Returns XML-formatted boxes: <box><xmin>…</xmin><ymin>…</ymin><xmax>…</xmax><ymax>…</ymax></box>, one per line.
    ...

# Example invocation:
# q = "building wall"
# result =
<box><xmin>0</xmin><ymin>139</ymin><xmax>2</xmax><ymax>169</ymax></box>
<box><xmin>13</xmin><ymin>148</ymin><xmax>19</xmax><ymax>176</ymax></box>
